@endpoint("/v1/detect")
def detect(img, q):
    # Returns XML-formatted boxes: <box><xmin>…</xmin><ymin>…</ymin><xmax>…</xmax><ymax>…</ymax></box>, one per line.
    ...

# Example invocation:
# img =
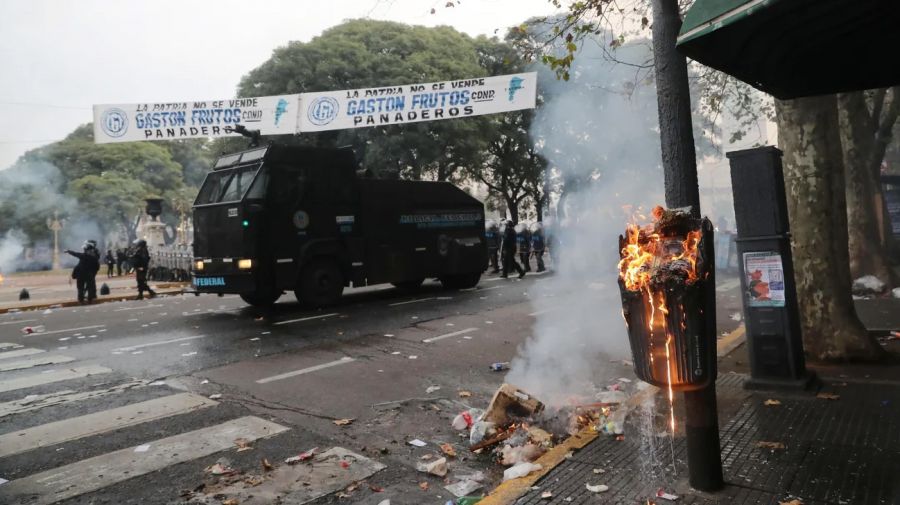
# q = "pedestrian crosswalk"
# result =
<box><xmin>0</xmin><ymin>343</ymin><xmax>291</xmax><ymax>504</ymax></box>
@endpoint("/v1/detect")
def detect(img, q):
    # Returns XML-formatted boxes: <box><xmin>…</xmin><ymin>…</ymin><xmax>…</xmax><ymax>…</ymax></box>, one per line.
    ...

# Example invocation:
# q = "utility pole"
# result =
<box><xmin>650</xmin><ymin>0</ymin><xmax>724</xmax><ymax>492</ymax></box>
<box><xmin>46</xmin><ymin>211</ymin><xmax>64</xmax><ymax>271</ymax></box>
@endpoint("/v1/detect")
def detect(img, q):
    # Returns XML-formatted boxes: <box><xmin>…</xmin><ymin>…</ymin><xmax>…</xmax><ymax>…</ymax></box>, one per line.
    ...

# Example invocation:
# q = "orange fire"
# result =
<box><xmin>618</xmin><ymin>206</ymin><xmax>704</xmax><ymax>436</ymax></box>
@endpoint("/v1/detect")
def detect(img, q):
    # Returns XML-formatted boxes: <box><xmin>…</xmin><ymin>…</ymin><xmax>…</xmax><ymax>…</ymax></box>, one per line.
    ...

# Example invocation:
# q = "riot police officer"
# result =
<box><xmin>65</xmin><ymin>241</ymin><xmax>100</xmax><ymax>303</ymax></box>
<box><xmin>131</xmin><ymin>239</ymin><xmax>157</xmax><ymax>299</ymax></box>
<box><xmin>501</xmin><ymin>220</ymin><xmax>525</xmax><ymax>279</ymax></box>
<box><xmin>530</xmin><ymin>222</ymin><xmax>546</xmax><ymax>272</ymax></box>
<box><xmin>485</xmin><ymin>220</ymin><xmax>501</xmax><ymax>274</ymax></box>
<box><xmin>516</xmin><ymin>222</ymin><xmax>531</xmax><ymax>273</ymax></box>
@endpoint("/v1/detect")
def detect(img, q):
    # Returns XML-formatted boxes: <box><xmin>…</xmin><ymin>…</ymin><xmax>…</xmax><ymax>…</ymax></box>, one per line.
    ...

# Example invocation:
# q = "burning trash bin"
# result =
<box><xmin>617</xmin><ymin>206</ymin><xmax>717</xmax><ymax>392</ymax></box>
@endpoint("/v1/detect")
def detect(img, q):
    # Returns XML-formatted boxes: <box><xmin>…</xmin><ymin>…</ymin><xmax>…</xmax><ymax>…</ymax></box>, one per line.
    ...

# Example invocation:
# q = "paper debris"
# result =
<box><xmin>234</xmin><ymin>438</ymin><xmax>253</xmax><ymax>452</ymax></box>
<box><xmin>419</xmin><ymin>481</ymin><xmax>429</xmax><ymax>491</ymax></box>
<box><xmin>656</xmin><ymin>488</ymin><xmax>679</xmax><ymax>501</ymax></box>
<box><xmin>134</xmin><ymin>444</ymin><xmax>151</xmax><ymax>453</ymax></box>
<box><xmin>416</xmin><ymin>457</ymin><xmax>448</xmax><ymax>477</ymax></box>
<box><xmin>284</xmin><ymin>447</ymin><xmax>317</xmax><ymax>464</ymax></box>
<box><xmin>757</xmin><ymin>441</ymin><xmax>786</xmax><ymax>450</ymax></box>
<box><xmin>592</xmin><ymin>468</ymin><xmax>606</xmax><ymax>474</ymax></box>
<box><xmin>586</xmin><ymin>483</ymin><xmax>609</xmax><ymax>493</ymax></box>
<box><xmin>541</xmin><ymin>491</ymin><xmax>553</xmax><ymax>499</ymax></box>
<box><xmin>409</xmin><ymin>439</ymin><xmax>427</xmax><ymax>447</ymax></box>
<box><xmin>458</xmin><ymin>391</ymin><xmax>472</xmax><ymax>397</ymax></box>
<box><xmin>426</xmin><ymin>385</ymin><xmax>441</xmax><ymax>394</ymax></box>
<box><xmin>209</xmin><ymin>394</ymin><xmax>222</xmax><ymax>400</ymax></box>
<box><xmin>764</xmin><ymin>399</ymin><xmax>782</xmax><ymax>406</ymax></box>
<box><xmin>333</xmin><ymin>418</ymin><xmax>354</xmax><ymax>426</ymax></box>
<box><xmin>440</xmin><ymin>442</ymin><xmax>457</xmax><ymax>458</ymax></box>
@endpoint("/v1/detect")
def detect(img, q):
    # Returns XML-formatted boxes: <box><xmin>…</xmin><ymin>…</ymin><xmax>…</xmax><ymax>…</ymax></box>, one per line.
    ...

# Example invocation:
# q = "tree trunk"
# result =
<box><xmin>776</xmin><ymin>95</ymin><xmax>884</xmax><ymax>361</ymax></box>
<box><xmin>506</xmin><ymin>196</ymin><xmax>519</xmax><ymax>224</ymax></box>
<box><xmin>838</xmin><ymin>92</ymin><xmax>898</xmax><ymax>285</ymax></box>
<box><xmin>651</xmin><ymin>0</ymin><xmax>700</xmax><ymax>217</ymax></box>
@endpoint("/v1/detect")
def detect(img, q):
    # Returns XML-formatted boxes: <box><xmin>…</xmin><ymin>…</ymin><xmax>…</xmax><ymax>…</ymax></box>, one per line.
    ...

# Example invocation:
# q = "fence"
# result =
<box><xmin>148</xmin><ymin>245</ymin><xmax>193</xmax><ymax>282</ymax></box>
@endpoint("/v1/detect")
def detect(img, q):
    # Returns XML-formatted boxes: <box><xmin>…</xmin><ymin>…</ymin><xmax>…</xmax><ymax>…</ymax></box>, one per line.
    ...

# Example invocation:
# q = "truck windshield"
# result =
<box><xmin>195</xmin><ymin>165</ymin><xmax>261</xmax><ymax>205</ymax></box>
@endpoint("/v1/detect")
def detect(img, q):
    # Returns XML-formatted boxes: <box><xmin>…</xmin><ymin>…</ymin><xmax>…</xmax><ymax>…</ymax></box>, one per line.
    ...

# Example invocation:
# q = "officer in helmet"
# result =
<box><xmin>530</xmin><ymin>222</ymin><xmax>546</xmax><ymax>272</ymax></box>
<box><xmin>130</xmin><ymin>239</ymin><xmax>156</xmax><ymax>299</ymax></box>
<box><xmin>500</xmin><ymin>219</ymin><xmax>525</xmax><ymax>279</ymax></box>
<box><xmin>65</xmin><ymin>240</ymin><xmax>100</xmax><ymax>303</ymax></box>
<box><xmin>485</xmin><ymin>220</ymin><xmax>501</xmax><ymax>274</ymax></box>
<box><xmin>516</xmin><ymin>222</ymin><xmax>532</xmax><ymax>273</ymax></box>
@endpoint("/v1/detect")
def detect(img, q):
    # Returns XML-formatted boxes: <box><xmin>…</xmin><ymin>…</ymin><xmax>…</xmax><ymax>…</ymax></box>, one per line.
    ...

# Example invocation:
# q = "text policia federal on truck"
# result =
<box><xmin>191</xmin><ymin>141</ymin><xmax>488</xmax><ymax>307</ymax></box>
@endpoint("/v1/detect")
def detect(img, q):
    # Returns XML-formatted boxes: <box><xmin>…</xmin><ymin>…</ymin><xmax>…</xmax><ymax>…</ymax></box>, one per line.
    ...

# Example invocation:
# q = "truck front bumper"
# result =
<box><xmin>191</xmin><ymin>272</ymin><xmax>256</xmax><ymax>294</ymax></box>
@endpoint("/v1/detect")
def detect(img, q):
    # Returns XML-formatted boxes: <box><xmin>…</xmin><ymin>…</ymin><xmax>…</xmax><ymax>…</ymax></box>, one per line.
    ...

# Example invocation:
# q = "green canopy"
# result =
<box><xmin>677</xmin><ymin>0</ymin><xmax>900</xmax><ymax>99</ymax></box>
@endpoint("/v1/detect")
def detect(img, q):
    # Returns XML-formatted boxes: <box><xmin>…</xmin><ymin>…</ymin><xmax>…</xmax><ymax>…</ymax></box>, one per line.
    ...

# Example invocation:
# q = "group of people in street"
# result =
<box><xmin>66</xmin><ymin>239</ymin><xmax>156</xmax><ymax>304</ymax></box>
<box><xmin>485</xmin><ymin>219</ymin><xmax>550</xmax><ymax>279</ymax></box>
<box><xmin>102</xmin><ymin>248</ymin><xmax>134</xmax><ymax>278</ymax></box>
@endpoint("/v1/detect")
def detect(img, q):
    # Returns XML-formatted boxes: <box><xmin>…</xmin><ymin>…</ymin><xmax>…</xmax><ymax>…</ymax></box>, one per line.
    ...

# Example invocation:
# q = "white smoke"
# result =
<box><xmin>505</xmin><ymin>40</ymin><xmax>665</xmax><ymax>406</ymax></box>
<box><xmin>0</xmin><ymin>230</ymin><xmax>27</xmax><ymax>275</ymax></box>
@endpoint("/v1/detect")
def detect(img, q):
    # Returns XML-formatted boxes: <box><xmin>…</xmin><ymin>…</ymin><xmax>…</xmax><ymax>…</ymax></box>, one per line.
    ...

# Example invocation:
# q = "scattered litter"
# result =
<box><xmin>656</xmin><ymin>489</ymin><xmax>679</xmax><ymax>501</ymax></box>
<box><xmin>409</xmin><ymin>355</ymin><xmax>418</xmax><ymax>359</ymax></box>
<box><xmin>234</xmin><ymin>438</ymin><xmax>253</xmax><ymax>452</ymax></box>
<box><xmin>816</xmin><ymin>393</ymin><xmax>840</xmax><ymax>400</ymax></box>
<box><xmin>340</xmin><ymin>460</ymin><xmax>350</xmax><ymax>469</ymax></box>
<box><xmin>0</xmin><ymin>477</ymin><xmax>7</xmax><ymax>486</ymax></box>
<box><xmin>440</xmin><ymin>442</ymin><xmax>457</xmax><ymax>458</ymax></box>
<box><xmin>205</xmin><ymin>463</ymin><xmax>236</xmax><ymax>475</ymax></box>
<box><xmin>377</xmin><ymin>500</ymin><xmax>390</xmax><ymax>505</ymax></box>
<box><xmin>149</xmin><ymin>380</ymin><xmax>166</xmax><ymax>386</ymax></box>
<box><xmin>458</xmin><ymin>391</ymin><xmax>472</xmax><ymax>398</ymax></box>
<box><xmin>261</xmin><ymin>331</ymin><xmax>271</xmax><ymax>335</ymax></box>
<box><xmin>757</xmin><ymin>441</ymin><xmax>786</xmax><ymax>450</ymax></box>
<box><xmin>384</xmin><ymin>334</ymin><xmax>394</xmax><ymax>337</ymax></box>
<box><xmin>444</xmin><ymin>478</ymin><xmax>483</xmax><ymax>497</ymax></box>
<box><xmin>489</xmin><ymin>362</ymin><xmax>510</xmax><ymax>372</ymax></box>
<box><xmin>409</xmin><ymin>439</ymin><xmax>428</xmax><ymax>447</ymax></box>
<box><xmin>201</xmin><ymin>379</ymin><xmax>209</xmax><ymax>385</ymax></box>
<box><xmin>764</xmin><ymin>399</ymin><xmax>782</xmax><ymax>406</ymax></box>
<box><xmin>42</xmin><ymin>309</ymin><xmax>52</xmax><ymax>315</ymax></box>
<box><xmin>209</xmin><ymin>394</ymin><xmax>223</xmax><ymax>400</ymax></box>
<box><xmin>134</xmin><ymin>444</ymin><xmax>151</xmax><ymax>453</ymax></box>
<box><xmin>131</xmin><ymin>351</ymin><xmax>143</xmax><ymax>355</ymax></box>
<box><xmin>284</xmin><ymin>447</ymin><xmax>318</xmax><ymax>464</ymax></box>
<box><xmin>261</xmin><ymin>458</ymin><xmax>273</xmax><ymax>471</ymax></box>
<box><xmin>779</xmin><ymin>499</ymin><xmax>803</xmax><ymax>505</ymax></box>
<box><xmin>58</xmin><ymin>337</ymin><xmax>70</xmax><ymax>341</ymax></box>
<box><xmin>586</xmin><ymin>483</ymin><xmax>609</xmax><ymax>493</ymax></box>
<box><xmin>592</xmin><ymin>468</ymin><xmax>605</xmax><ymax>474</ymax></box>
<box><xmin>222</xmin><ymin>499</ymin><xmax>239</xmax><ymax>505</ymax></box>
<box><xmin>21</xmin><ymin>325</ymin><xmax>45</xmax><ymax>335</ymax></box>
<box><xmin>730</xmin><ymin>312</ymin><xmax>742</xmax><ymax>321</ymax></box>
<box><xmin>181</xmin><ymin>352</ymin><xmax>197</xmax><ymax>357</ymax></box>
<box><xmin>483</xmin><ymin>384</ymin><xmax>544</xmax><ymax>425</ymax></box>
<box><xmin>249</xmin><ymin>337</ymin><xmax>260</xmax><ymax>341</ymax></box>
<box><xmin>541</xmin><ymin>491</ymin><xmax>553</xmax><ymax>499</ymax></box>
<box><xmin>452</xmin><ymin>409</ymin><xmax>482</xmax><ymax>431</ymax></box>
<box><xmin>333</xmin><ymin>418</ymin><xmax>354</xmax><ymax>426</ymax></box>
<box><xmin>503</xmin><ymin>462</ymin><xmax>542</xmax><ymax>481</ymax></box>
<box><xmin>416</xmin><ymin>456</ymin><xmax>448</xmax><ymax>477</ymax></box>
<box><xmin>391</xmin><ymin>351</ymin><xmax>401</xmax><ymax>355</ymax></box>
<box><xmin>369</xmin><ymin>484</ymin><xmax>385</xmax><ymax>492</ymax></box>
<box><xmin>419</xmin><ymin>481</ymin><xmax>429</xmax><ymax>491</ymax></box>
<box><xmin>500</xmin><ymin>444</ymin><xmax>544</xmax><ymax>466</ymax></box>
<box><xmin>426</xmin><ymin>385</ymin><xmax>441</xmax><ymax>394</ymax></box>
<box><xmin>853</xmin><ymin>275</ymin><xmax>887</xmax><ymax>296</ymax></box>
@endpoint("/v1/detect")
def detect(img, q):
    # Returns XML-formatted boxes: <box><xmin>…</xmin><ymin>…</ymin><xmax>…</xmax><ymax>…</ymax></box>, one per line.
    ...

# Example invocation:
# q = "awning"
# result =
<box><xmin>676</xmin><ymin>0</ymin><xmax>900</xmax><ymax>99</ymax></box>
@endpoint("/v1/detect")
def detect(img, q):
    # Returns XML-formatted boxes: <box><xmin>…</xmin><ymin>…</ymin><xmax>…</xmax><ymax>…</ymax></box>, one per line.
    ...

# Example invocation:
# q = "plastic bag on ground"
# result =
<box><xmin>416</xmin><ymin>457</ymin><xmax>448</xmax><ymax>477</ymax></box>
<box><xmin>469</xmin><ymin>420</ymin><xmax>496</xmax><ymax>445</ymax></box>
<box><xmin>502</xmin><ymin>462</ymin><xmax>542</xmax><ymax>481</ymax></box>
<box><xmin>500</xmin><ymin>443</ymin><xmax>544</xmax><ymax>466</ymax></box>
<box><xmin>444</xmin><ymin>479</ymin><xmax>483</xmax><ymax>497</ymax></box>
<box><xmin>452</xmin><ymin>407</ymin><xmax>483</xmax><ymax>431</ymax></box>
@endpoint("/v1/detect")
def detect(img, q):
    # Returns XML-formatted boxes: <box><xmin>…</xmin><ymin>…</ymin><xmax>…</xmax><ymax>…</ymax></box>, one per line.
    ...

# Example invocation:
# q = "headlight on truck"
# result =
<box><xmin>237</xmin><ymin>259</ymin><xmax>253</xmax><ymax>270</ymax></box>
<box><xmin>195</xmin><ymin>261</ymin><xmax>204</xmax><ymax>271</ymax></box>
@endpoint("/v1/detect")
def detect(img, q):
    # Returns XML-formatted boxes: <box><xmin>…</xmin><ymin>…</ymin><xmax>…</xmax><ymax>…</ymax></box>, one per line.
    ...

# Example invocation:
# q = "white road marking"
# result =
<box><xmin>273</xmin><ymin>313</ymin><xmax>340</xmax><ymax>326</ymax></box>
<box><xmin>25</xmin><ymin>325</ymin><xmax>105</xmax><ymax>336</ymax></box>
<box><xmin>112</xmin><ymin>335</ymin><xmax>205</xmax><ymax>352</ymax></box>
<box><xmin>0</xmin><ymin>348</ymin><xmax>45</xmax><ymax>361</ymax></box>
<box><xmin>256</xmin><ymin>357</ymin><xmax>355</xmax><ymax>384</ymax></box>
<box><xmin>716</xmin><ymin>278</ymin><xmax>742</xmax><ymax>292</ymax></box>
<box><xmin>0</xmin><ymin>354</ymin><xmax>75</xmax><ymax>372</ymax></box>
<box><xmin>422</xmin><ymin>327</ymin><xmax>478</xmax><ymax>343</ymax></box>
<box><xmin>0</xmin><ymin>393</ymin><xmax>217</xmax><ymax>458</ymax></box>
<box><xmin>0</xmin><ymin>416</ymin><xmax>289</xmax><ymax>505</ymax></box>
<box><xmin>388</xmin><ymin>297</ymin><xmax>435</xmax><ymax>307</ymax></box>
<box><xmin>0</xmin><ymin>365</ymin><xmax>111</xmax><ymax>394</ymax></box>
<box><xmin>0</xmin><ymin>319</ymin><xmax>36</xmax><ymax>326</ymax></box>
<box><xmin>113</xmin><ymin>304</ymin><xmax>163</xmax><ymax>312</ymax></box>
<box><xmin>182</xmin><ymin>309</ymin><xmax>241</xmax><ymax>317</ymax></box>
<box><xmin>0</xmin><ymin>342</ymin><xmax>23</xmax><ymax>350</ymax></box>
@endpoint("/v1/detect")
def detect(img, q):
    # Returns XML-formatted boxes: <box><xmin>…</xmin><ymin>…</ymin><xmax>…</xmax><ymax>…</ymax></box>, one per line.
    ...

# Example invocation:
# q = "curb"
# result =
<box><xmin>0</xmin><ymin>284</ymin><xmax>189</xmax><ymax>314</ymax></box>
<box><xmin>479</xmin><ymin>323</ymin><xmax>746</xmax><ymax>504</ymax></box>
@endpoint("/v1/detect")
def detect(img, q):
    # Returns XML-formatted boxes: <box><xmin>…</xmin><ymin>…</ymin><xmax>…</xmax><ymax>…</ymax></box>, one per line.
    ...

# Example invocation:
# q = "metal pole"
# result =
<box><xmin>650</xmin><ymin>0</ymin><xmax>723</xmax><ymax>491</ymax></box>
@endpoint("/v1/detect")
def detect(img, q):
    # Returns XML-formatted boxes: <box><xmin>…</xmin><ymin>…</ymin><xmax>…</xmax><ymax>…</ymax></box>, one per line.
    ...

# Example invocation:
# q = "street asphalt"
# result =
<box><xmin>0</xmin><ymin>268</ymin><xmax>746</xmax><ymax>505</ymax></box>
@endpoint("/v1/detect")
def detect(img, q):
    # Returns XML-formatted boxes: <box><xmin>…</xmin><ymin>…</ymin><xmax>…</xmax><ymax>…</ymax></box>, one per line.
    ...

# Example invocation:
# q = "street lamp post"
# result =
<box><xmin>46</xmin><ymin>211</ymin><xmax>64</xmax><ymax>271</ymax></box>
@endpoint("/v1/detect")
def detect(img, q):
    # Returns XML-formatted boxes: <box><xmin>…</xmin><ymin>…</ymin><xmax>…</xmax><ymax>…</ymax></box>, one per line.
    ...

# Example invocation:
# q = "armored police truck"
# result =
<box><xmin>191</xmin><ymin>143</ymin><xmax>487</xmax><ymax>306</ymax></box>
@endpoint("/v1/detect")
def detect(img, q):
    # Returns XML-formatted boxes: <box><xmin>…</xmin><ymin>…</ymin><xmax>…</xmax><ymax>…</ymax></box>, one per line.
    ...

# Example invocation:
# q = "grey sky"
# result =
<box><xmin>0</xmin><ymin>0</ymin><xmax>557</xmax><ymax>169</ymax></box>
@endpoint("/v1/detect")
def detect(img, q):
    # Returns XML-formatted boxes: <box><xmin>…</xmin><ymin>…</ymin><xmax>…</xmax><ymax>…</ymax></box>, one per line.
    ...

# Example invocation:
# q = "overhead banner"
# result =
<box><xmin>298</xmin><ymin>72</ymin><xmax>537</xmax><ymax>132</ymax></box>
<box><xmin>92</xmin><ymin>94</ymin><xmax>299</xmax><ymax>144</ymax></box>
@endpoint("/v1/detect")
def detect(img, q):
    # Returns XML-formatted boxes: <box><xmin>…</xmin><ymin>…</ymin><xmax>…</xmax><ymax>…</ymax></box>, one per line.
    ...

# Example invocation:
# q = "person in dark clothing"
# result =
<box><xmin>131</xmin><ymin>239</ymin><xmax>156</xmax><ymax>299</ymax></box>
<box><xmin>485</xmin><ymin>220</ymin><xmax>501</xmax><ymax>274</ymax></box>
<box><xmin>531</xmin><ymin>222</ymin><xmax>546</xmax><ymax>272</ymax></box>
<box><xmin>104</xmin><ymin>250</ymin><xmax>115</xmax><ymax>278</ymax></box>
<box><xmin>65</xmin><ymin>241</ymin><xmax>100</xmax><ymax>303</ymax></box>
<box><xmin>115</xmin><ymin>248</ymin><xmax>125</xmax><ymax>276</ymax></box>
<box><xmin>516</xmin><ymin>224</ymin><xmax>532</xmax><ymax>272</ymax></box>
<box><xmin>500</xmin><ymin>220</ymin><xmax>525</xmax><ymax>279</ymax></box>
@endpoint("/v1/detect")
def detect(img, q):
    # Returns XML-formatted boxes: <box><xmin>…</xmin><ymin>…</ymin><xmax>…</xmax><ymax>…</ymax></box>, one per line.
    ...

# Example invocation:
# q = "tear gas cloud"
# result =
<box><xmin>505</xmin><ymin>41</ymin><xmax>665</xmax><ymax>406</ymax></box>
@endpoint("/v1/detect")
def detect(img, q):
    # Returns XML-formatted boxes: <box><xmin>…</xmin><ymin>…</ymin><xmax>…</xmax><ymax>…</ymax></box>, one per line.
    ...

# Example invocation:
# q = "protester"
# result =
<box><xmin>65</xmin><ymin>241</ymin><xmax>100</xmax><ymax>304</ymax></box>
<box><xmin>130</xmin><ymin>239</ymin><xmax>156</xmax><ymax>299</ymax></box>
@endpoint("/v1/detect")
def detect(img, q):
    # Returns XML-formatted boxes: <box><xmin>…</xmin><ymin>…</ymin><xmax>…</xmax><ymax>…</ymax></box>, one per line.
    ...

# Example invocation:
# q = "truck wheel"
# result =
<box><xmin>440</xmin><ymin>272</ymin><xmax>481</xmax><ymax>290</ymax></box>
<box><xmin>296</xmin><ymin>260</ymin><xmax>344</xmax><ymax>307</ymax></box>
<box><xmin>240</xmin><ymin>289</ymin><xmax>281</xmax><ymax>307</ymax></box>
<box><xmin>391</xmin><ymin>278</ymin><xmax>425</xmax><ymax>291</ymax></box>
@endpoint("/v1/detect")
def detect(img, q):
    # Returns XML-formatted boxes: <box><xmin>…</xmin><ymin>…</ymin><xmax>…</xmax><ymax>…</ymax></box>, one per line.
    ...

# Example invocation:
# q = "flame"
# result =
<box><xmin>0</xmin><ymin>273</ymin><xmax>4</xmax><ymax>286</ymax></box>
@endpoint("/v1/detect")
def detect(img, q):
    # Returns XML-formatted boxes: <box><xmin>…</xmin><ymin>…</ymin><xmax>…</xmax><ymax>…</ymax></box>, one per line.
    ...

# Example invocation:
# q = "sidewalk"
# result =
<box><xmin>0</xmin><ymin>270</ymin><xmax>187</xmax><ymax>312</ymax></box>
<box><xmin>485</xmin><ymin>335</ymin><xmax>900</xmax><ymax>505</ymax></box>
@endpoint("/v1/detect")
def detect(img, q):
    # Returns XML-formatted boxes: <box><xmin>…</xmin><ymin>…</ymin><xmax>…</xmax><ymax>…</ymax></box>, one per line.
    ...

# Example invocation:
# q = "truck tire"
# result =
<box><xmin>296</xmin><ymin>259</ymin><xmax>344</xmax><ymax>307</ymax></box>
<box><xmin>239</xmin><ymin>289</ymin><xmax>281</xmax><ymax>307</ymax></box>
<box><xmin>391</xmin><ymin>278</ymin><xmax>425</xmax><ymax>291</ymax></box>
<box><xmin>439</xmin><ymin>272</ymin><xmax>481</xmax><ymax>290</ymax></box>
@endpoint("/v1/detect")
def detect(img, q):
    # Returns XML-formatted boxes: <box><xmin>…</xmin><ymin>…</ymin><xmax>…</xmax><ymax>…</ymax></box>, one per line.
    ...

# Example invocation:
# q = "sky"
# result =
<box><xmin>0</xmin><ymin>0</ymin><xmax>560</xmax><ymax>169</ymax></box>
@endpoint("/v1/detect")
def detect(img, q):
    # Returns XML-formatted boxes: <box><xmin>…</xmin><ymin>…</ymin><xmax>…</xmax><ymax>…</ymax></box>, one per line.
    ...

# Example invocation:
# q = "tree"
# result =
<box><xmin>837</xmin><ymin>88</ymin><xmax>900</xmax><ymax>284</ymax></box>
<box><xmin>67</xmin><ymin>173</ymin><xmax>147</xmax><ymax>243</ymax></box>
<box><xmin>776</xmin><ymin>95</ymin><xmax>884</xmax><ymax>360</ymax></box>
<box><xmin>237</xmin><ymin>19</ymin><xmax>490</xmax><ymax>181</ymax></box>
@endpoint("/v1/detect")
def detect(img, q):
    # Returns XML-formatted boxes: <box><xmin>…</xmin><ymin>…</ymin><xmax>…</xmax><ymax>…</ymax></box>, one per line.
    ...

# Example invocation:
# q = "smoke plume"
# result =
<box><xmin>505</xmin><ymin>40</ymin><xmax>665</xmax><ymax>406</ymax></box>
